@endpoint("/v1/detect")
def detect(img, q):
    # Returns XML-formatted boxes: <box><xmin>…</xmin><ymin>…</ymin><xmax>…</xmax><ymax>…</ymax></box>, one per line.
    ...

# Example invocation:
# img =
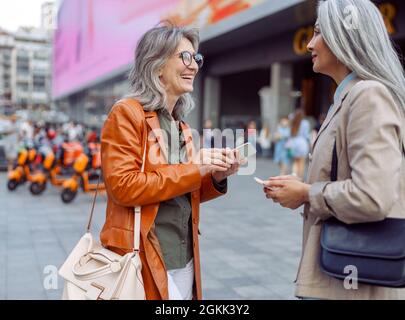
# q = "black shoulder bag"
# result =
<box><xmin>320</xmin><ymin>142</ymin><xmax>405</xmax><ymax>287</ymax></box>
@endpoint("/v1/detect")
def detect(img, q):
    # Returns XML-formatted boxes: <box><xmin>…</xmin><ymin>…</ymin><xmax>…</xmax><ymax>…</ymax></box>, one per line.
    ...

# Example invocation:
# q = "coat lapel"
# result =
<box><xmin>311</xmin><ymin>78</ymin><xmax>361</xmax><ymax>151</ymax></box>
<box><xmin>144</xmin><ymin>111</ymin><xmax>169</xmax><ymax>163</ymax></box>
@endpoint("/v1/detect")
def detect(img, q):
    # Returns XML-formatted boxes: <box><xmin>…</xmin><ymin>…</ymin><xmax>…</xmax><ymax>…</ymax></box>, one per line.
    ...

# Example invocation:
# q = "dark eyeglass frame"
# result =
<box><xmin>178</xmin><ymin>51</ymin><xmax>204</xmax><ymax>68</ymax></box>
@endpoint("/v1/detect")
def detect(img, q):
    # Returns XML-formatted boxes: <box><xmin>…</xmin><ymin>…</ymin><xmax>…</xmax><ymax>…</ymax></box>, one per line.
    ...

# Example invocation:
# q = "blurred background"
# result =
<box><xmin>0</xmin><ymin>0</ymin><xmax>404</xmax><ymax>300</ymax></box>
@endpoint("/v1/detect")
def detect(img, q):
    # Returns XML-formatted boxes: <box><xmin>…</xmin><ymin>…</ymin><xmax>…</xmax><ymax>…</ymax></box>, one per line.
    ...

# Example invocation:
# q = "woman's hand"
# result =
<box><xmin>211</xmin><ymin>148</ymin><xmax>242</xmax><ymax>182</ymax></box>
<box><xmin>262</xmin><ymin>175</ymin><xmax>311</xmax><ymax>209</ymax></box>
<box><xmin>193</xmin><ymin>148</ymin><xmax>234</xmax><ymax>177</ymax></box>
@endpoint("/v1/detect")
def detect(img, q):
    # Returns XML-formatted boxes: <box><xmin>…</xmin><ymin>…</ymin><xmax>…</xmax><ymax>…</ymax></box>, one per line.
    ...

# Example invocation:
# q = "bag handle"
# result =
<box><xmin>86</xmin><ymin>175</ymin><xmax>101</xmax><ymax>233</ymax></box>
<box><xmin>133</xmin><ymin>133</ymin><xmax>147</xmax><ymax>252</ymax></box>
<box><xmin>85</xmin><ymin>121</ymin><xmax>148</xmax><ymax>254</ymax></box>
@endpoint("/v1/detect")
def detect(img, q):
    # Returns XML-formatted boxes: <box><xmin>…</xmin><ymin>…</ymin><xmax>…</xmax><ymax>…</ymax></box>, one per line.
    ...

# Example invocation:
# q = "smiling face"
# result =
<box><xmin>159</xmin><ymin>37</ymin><xmax>199</xmax><ymax>100</ymax></box>
<box><xmin>307</xmin><ymin>23</ymin><xmax>341</xmax><ymax>76</ymax></box>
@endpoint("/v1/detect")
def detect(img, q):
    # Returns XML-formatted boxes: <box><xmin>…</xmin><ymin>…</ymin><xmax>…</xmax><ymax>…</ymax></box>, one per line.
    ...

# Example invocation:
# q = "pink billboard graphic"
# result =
<box><xmin>52</xmin><ymin>0</ymin><xmax>180</xmax><ymax>99</ymax></box>
<box><xmin>52</xmin><ymin>0</ymin><xmax>264</xmax><ymax>99</ymax></box>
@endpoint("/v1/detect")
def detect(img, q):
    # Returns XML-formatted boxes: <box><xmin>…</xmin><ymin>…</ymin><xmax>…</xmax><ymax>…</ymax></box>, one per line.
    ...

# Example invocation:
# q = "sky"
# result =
<box><xmin>0</xmin><ymin>0</ymin><xmax>57</xmax><ymax>32</ymax></box>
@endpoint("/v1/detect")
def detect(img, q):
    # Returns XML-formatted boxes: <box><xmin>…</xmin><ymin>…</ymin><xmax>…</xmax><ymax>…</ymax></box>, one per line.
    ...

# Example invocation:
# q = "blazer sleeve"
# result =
<box><xmin>308</xmin><ymin>82</ymin><xmax>403</xmax><ymax>224</ymax></box>
<box><xmin>101</xmin><ymin>102</ymin><xmax>202</xmax><ymax>207</ymax></box>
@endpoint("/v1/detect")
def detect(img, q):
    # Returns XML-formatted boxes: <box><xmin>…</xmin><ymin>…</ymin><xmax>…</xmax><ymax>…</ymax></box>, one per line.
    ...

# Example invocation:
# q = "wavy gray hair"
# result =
<box><xmin>317</xmin><ymin>0</ymin><xmax>405</xmax><ymax>113</ymax></box>
<box><xmin>127</xmin><ymin>24</ymin><xmax>200</xmax><ymax>120</ymax></box>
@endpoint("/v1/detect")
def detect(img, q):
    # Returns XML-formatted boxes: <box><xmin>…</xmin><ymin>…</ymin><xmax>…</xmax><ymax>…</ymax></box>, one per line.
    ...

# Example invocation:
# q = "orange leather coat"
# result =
<box><xmin>100</xmin><ymin>98</ymin><xmax>226</xmax><ymax>300</ymax></box>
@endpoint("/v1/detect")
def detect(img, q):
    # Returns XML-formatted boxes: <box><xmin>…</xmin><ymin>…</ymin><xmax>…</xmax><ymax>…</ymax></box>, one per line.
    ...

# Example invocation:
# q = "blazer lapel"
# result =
<box><xmin>311</xmin><ymin>78</ymin><xmax>361</xmax><ymax>150</ymax></box>
<box><xmin>144</xmin><ymin>111</ymin><xmax>169</xmax><ymax>163</ymax></box>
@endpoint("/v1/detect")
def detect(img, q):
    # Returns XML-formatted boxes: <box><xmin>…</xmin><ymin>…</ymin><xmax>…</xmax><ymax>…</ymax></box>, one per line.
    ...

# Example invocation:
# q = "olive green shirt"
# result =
<box><xmin>154</xmin><ymin>109</ymin><xmax>194</xmax><ymax>270</ymax></box>
<box><xmin>154</xmin><ymin>108</ymin><xmax>226</xmax><ymax>270</ymax></box>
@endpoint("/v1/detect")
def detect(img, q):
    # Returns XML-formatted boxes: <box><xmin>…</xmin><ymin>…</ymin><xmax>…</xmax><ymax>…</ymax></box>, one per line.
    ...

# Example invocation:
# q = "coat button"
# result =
<box><xmin>308</xmin><ymin>153</ymin><xmax>312</xmax><ymax>161</ymax></box>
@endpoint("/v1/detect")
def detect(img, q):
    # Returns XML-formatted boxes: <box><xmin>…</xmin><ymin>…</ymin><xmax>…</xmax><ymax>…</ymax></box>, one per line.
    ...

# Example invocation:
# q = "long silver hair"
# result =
<box><xmin>127</xmin><ymin>24</ymin><xmax>199</xmax><ymax>120</ymax></box>
<box><xmin>317</xmin><ymin>0</ymin><xmax>405</xmax><ymax>113</ymax></box>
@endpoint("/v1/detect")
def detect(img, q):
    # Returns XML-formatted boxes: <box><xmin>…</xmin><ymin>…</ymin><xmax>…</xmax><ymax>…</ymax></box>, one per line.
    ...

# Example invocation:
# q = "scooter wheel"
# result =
<box><xmin>30</xmin><ymin>182</ymin><xmax>46</xmax><ymax>195</ymax></box>
<box><xmin>7</xmin><ymin>179</ymin><xmax>18</xmax><ymax>191</ymax></box>
<box><xmin>61</xmin><ymin>188</ymin><xmax>77</xmax><ymax>203</ymax></box>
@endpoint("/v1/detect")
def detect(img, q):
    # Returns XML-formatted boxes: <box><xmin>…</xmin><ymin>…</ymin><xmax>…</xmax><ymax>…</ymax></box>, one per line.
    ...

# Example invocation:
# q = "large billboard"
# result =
<box><xmin>52</xmin><ymin>0</ymin><xmax>265</xmax><ymax>99</ymax></box>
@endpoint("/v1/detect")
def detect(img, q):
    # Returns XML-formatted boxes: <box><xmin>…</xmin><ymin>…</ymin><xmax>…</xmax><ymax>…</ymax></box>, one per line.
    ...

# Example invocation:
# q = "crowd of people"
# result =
<box><xmin>0</xmin><ymin>118</ymin><xmax>99</xmax><ymax>170</ymax></box>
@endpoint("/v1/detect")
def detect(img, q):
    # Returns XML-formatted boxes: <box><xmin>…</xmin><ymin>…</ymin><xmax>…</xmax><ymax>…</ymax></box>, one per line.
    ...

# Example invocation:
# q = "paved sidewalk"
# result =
<box><xmin>0</xmin><ymin>158</ymin><xmax>303</xmax><ymax>299</ymax></box>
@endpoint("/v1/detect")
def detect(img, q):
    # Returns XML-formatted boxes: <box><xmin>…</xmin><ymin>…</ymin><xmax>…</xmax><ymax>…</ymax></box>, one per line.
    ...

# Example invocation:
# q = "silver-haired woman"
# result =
<box><xmin>100</xmin><ymin>24</ymin><xmax>241</xmax><ymax>300</ymax></box>
<box><xmin>262</xmin><ymin>0</ymin><xmax>405</xmax><ymax>299</ymax></box>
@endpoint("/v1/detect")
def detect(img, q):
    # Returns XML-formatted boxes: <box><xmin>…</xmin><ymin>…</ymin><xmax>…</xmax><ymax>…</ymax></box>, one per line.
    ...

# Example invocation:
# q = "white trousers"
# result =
<box><xmin>167</xmin><ymin>258</ymin><xmax>194</xmax><ymax>300</ymax></box>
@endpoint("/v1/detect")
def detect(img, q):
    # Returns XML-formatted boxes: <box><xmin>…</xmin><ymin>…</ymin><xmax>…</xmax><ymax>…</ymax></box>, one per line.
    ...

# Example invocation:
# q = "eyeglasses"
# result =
<box><xmin>178</xmin><ymin>51</ymin><xmax>204</xmax><ymax>68</ymax></box>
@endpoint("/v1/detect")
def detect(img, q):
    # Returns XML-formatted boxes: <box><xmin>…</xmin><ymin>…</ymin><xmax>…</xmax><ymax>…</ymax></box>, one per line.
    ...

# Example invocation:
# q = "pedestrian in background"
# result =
<box><xmin>273</xmin><ymin>116</ymin><xmax>291</xmax><ymax>175</ymax></box>
<box><xmin>258</xmin><ymin>124</ymin><xmax>272</xmax><ymax>158</ymax></box>
<box><xmin>286</xmin><ymin>108</ymin><xmax>310</xmax><ymax>179</ymax></box>
<box><xmin>100</xmin><ymin>24</ymin><xmax>241</xmax><ymax>300</ymax></box>
<box><xmin>246</xmin><ymin>120</ymin><xmax>257</xmax><ymax>150</ymax></box>
<box><xmin>263</xmin><ymin>0</ymin><xmax>405</xmax><ymax>300</ymax></box>
<box><xmin>2</xmin><ymin>115</ymin><xmax>19</xmax><ymax>171</ymax></box>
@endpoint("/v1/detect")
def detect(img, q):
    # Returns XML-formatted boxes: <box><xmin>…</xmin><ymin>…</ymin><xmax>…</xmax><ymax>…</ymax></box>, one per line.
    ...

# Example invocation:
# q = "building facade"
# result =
<box><xmin>53</xmin><ymin>0</ymin><xmax>405</xmax><ymax>131</ymax></box>
<box><xmin>0</xmin><ymin>27</ymin><xmax>53</xmax><ymax>114</ymax></box>
<box><xmin>0</xmin><ymin>29</ymin><xmax>15</xmax><ymax>115</ymax></box>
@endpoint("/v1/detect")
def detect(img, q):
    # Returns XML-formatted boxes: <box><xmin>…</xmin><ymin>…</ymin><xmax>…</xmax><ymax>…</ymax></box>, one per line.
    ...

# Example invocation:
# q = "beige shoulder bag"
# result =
<box><xmin>58</xmin><ymin>133</ymin><xmax>147</xmax><ymax>300</ymax></box>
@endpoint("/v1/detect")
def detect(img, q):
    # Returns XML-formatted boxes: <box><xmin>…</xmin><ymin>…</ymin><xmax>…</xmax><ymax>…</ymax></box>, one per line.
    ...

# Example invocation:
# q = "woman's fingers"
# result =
<box><xmin>269</xmin><ymin>175</ymin><xmax>302</xmax><ymax>182</ymax></box>
<box><xmin>263</xmin><ymin>186</ymin><xmax>280</xmax><ymax>202</ymax></box>
<box><xmin>269</xmin><ymin>175</ymin><xmax>298</xmax><ymax>180</ymax></box>
<box><xmin>206</xmin><ymin>149</ymin><xmax>236</xmax><ymax>166</ymax></box>
<box><xmin>208</xmin><ymin>157</ymin><xmax>231</xmax><ymax>168</ymax></box>
<box><xmin>264</xmin><ymin>180</ymin><xmax>286</xmax><ymax>189</ymax></box>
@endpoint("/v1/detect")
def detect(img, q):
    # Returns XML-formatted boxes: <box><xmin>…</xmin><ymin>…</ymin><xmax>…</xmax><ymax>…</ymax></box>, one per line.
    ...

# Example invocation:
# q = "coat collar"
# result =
<box><xmin>311</xmin><ymin>78</ymin><xmax>361</xmax><ymax>150</ymax></box>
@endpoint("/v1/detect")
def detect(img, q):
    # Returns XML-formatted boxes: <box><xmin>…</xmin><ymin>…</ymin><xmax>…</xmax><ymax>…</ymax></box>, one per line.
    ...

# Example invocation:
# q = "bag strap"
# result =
<box><xmin>86</xmin><ymin>122</ymin><xmax>148</xmax><ymax>254</ymax></box>
<box><xmin>134</xmin><ymin>133</ymin><xmax>147</xmax><ymax>252</ymax></box>
<box><xmin>331</xmin><ymin>141</ymin><xmax>338</xmax><ymax>182</ymax></box>
<box><xmin>86</xmin><ymin>174</ymin><xmax>101</xmax><ymax>233</ymax></box>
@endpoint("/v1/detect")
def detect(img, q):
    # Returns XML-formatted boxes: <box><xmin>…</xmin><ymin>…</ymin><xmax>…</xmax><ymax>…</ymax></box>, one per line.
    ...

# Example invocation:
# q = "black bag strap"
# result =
<box><xmin>331</xmin><ymin>141</ymin><xmax>338</xmax><ymax>182</ymax></box>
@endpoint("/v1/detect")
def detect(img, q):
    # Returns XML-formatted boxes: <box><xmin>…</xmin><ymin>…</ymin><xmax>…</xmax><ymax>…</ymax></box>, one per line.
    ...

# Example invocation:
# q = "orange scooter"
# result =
<box><xmin>29</xmin><ymin>141</ymin><xmax>83</xmax><ymax>195</ymax></box>
<box><xmin>60</xmin><ymin>151</ymin><xmax>105</xmax><ymax>203</ymax></box>
<box><xmin>29</xmin><ymin>150</ymin><xmax>63</xmax><ymax>195</ymax></box>
<box><xmin>7</xmin><ymin>147</ymin><xmax>37</xmax><ymax>191</ymax></box>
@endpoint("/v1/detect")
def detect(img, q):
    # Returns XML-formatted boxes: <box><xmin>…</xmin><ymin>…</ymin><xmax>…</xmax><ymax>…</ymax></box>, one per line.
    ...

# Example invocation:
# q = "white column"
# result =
<box><xmin>259</xmin><ymin>63</ymin><xmax>294</xmax><ymax>133</ymax></box>
<box><xmin>185</xmin><ymin>75</ymin><xmax>202</xmax><ymax>130</ymax></box>
<box><xmin>203</xmin><ymin>76</ymin><xmax>221</xmax><ymax>128</ymax></box>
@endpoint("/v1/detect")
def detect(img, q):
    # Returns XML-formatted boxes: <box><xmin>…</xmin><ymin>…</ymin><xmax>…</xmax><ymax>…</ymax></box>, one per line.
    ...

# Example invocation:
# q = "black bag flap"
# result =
<box><xmin>321</xmin><ymin>217</ymin><xmax>405</xmax><ymax>260</ymax></box>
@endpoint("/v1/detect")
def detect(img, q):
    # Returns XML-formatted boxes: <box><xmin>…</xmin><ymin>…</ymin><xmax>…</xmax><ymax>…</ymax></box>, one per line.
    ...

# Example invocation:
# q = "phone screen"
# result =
<box><xmin>236</xmin><ymin>143</ymin><xmax>256</xmax><ymax>159</ymax></box>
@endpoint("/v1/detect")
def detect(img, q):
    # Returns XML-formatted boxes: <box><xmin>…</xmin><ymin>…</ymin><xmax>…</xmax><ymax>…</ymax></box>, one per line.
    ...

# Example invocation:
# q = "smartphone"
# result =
<box><xmin>254</xmin><ymin>177</ymin><xmax>273</xmax><ymax>190</ymax></box>
<box><xmin>254</xmin><ymin>177</ymin><xmax>266</xmax><ymax>185</ymax></box>
<box><xmin>235</xmin><ymin>142</ymin><xmax>257</xmax><ymax>160</ymax></box>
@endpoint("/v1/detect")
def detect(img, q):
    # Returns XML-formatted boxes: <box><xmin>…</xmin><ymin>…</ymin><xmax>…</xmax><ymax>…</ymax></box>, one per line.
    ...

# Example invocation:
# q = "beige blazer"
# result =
<box><xmin>295</xmin><ymin>78</ymin><xmax>405</xmax><ymax>299</ymax></box>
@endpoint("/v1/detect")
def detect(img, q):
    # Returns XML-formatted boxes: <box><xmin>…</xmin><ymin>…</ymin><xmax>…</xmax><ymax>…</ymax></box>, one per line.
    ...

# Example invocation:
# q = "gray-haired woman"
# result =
<box><xmin>262</xmin><ymin>0</ymin><xmax>405</xmax><ymax>299</ymax></box>
<box><xmin>100</xmin><ymin>24</ymin><xmax>241</xmax><ymax>300</ymax></box>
